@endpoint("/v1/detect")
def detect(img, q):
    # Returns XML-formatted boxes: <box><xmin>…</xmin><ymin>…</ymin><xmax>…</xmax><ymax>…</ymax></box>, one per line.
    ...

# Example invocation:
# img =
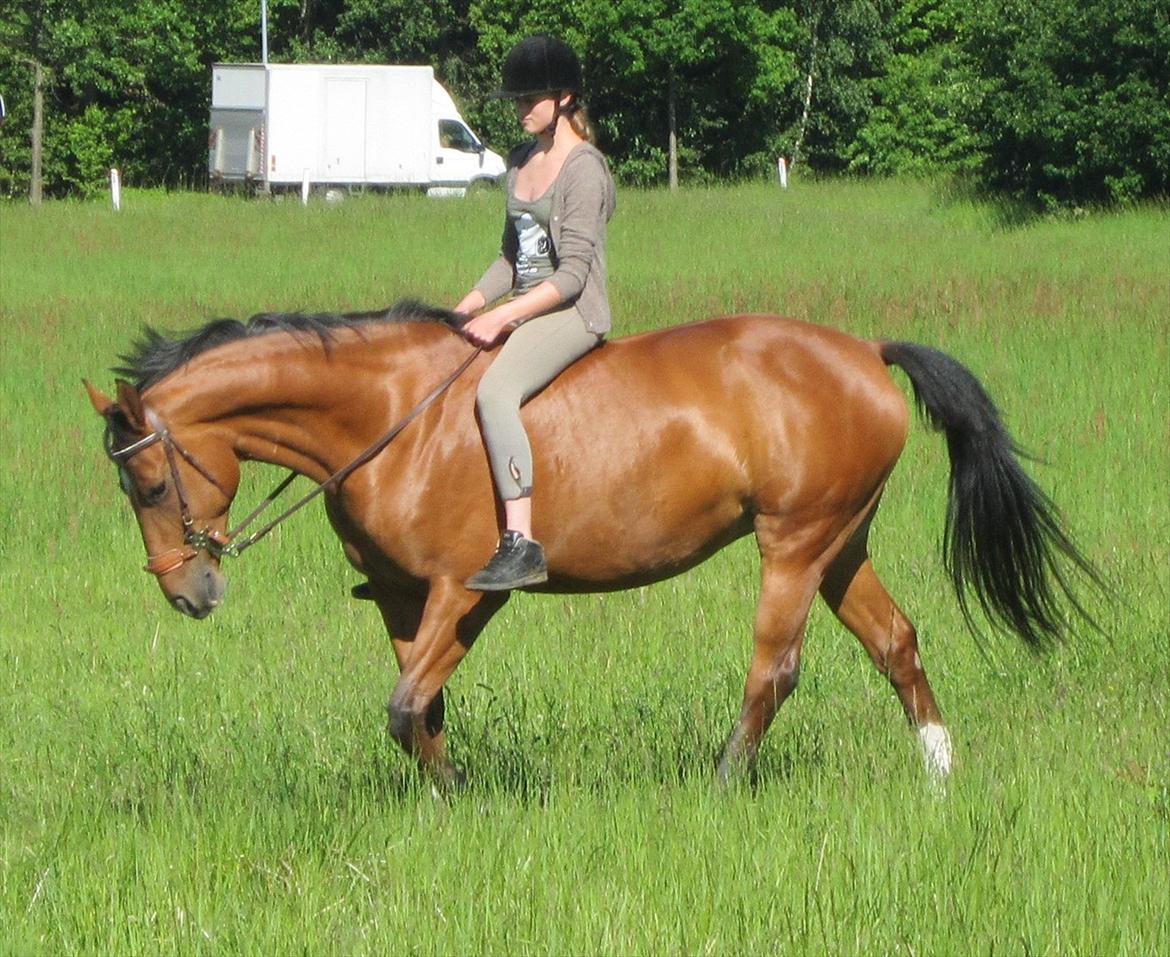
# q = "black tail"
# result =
<box><xmin>881</xmin><ymin>341</ymin><xmax>1104</xmax><ymax>648</ymax></box>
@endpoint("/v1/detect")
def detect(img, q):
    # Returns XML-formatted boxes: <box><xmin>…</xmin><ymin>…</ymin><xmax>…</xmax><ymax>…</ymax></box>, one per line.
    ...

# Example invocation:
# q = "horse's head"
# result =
<box><xmin>86</xmin><ymin>379</ymin><xmax>240</xmax><ymax>619</ymax></box>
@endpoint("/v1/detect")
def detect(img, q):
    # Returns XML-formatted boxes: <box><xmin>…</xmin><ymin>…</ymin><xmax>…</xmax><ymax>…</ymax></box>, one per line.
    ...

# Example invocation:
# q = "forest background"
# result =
<box><xmin>0</xmin><ymin>0</ymin><xmax>1167</xmax><ymax>208</ymax></box>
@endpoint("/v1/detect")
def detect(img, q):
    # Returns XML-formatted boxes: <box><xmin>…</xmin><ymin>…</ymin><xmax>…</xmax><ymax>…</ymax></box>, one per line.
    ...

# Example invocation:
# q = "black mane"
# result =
<box><xmin>113</xmin><ymin>299</ymin><xmax>463</xmax><ymax>390</ymax></box>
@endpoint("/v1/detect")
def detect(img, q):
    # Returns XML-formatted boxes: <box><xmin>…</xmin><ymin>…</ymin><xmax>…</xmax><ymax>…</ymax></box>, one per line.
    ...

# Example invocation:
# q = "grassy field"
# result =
<box><xmin>1</xmin><ymin>180</ymin><xmax>1167</xmax><ymax>954</ymax></box>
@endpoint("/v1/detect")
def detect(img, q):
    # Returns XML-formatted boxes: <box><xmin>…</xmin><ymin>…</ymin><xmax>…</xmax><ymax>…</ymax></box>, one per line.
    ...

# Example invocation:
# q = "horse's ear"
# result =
<box><xmin>84</xmin><ymin>379</ymin><xmax>116</xmax><ymax>416</ymax></box>
<box><xmin>115</xmin><ymin>379</ymin><xmax>147</xmax><ymax>432</ymax></box>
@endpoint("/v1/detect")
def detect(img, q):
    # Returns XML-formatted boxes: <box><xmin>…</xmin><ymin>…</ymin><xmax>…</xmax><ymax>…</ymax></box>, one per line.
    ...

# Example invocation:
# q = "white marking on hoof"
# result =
<box><xmin>918</xmin><ymin>722</ymin><xmax>953</xmax><ymax>780</ymax></box>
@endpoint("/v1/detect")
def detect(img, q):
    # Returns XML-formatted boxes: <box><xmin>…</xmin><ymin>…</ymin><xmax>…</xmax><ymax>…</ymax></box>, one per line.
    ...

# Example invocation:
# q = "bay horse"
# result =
<box><xmin>85</xmin><ymin>302</ymin><xmax>1099</xmax><ymax>787</ymax></box>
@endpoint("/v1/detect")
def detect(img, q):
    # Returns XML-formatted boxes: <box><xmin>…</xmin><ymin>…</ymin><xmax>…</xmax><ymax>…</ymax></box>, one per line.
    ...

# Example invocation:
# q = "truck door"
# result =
<box><xmin>435</xmin><ymin>119</ymin><xmax>486</xmax><ymax>185</ymax></box>
<box><xmin>323</xmin><ymin>78</ymin><xmax>367</xmax><ymax>181</ymax></box>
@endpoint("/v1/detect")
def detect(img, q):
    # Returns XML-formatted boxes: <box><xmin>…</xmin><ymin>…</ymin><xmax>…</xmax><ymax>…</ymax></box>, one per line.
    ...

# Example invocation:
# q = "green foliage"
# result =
<box><xmin>0</xmin><ymin>0</ymin><xmax>259</xmax><ymax>196</ymax></box>
<box><xmin>848</xmin><ymin>0</ymin><xmax>986</xmax><ymax>175</ymax></box>
<box><xmin>963</xmin><ymin>0</ymin><xmax>1170</xmax><ymax>207</ymax></box>
<box><xmin>0</xmin><ymin>0</ymin><xmax>1165</xmax><ymax>203</ymax></box>
<box><xmin>783</xmin><ymin>0</ymin><xmax>892</xmax><ymax>172</ymax></box>
<box><xmin>583</xmin><ymin>0</ymin><xmax>800</xmax><ymax>182</ymax></box>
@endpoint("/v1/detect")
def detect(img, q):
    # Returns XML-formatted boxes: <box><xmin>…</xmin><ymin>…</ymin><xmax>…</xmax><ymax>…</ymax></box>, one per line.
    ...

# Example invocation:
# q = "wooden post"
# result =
<box><xmin>30</xmin><ymin>59</ymin><xmax>44</xmax><ymax>206</ymax></box>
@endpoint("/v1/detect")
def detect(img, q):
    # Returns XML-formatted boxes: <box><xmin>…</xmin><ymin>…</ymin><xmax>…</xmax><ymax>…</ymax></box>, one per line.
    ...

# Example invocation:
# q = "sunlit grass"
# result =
<box><xmin>1</xmin><ymin>181</ymin><xmax>1167</xmax><ymax>953</ymax></box>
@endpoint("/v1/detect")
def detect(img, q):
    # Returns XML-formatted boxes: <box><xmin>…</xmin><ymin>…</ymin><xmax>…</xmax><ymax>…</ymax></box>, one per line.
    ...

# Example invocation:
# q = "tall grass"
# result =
<box><xmin>1</xmin><ymin>181</ymin><xmax>1167</xmax><ymax>953</ymax></box>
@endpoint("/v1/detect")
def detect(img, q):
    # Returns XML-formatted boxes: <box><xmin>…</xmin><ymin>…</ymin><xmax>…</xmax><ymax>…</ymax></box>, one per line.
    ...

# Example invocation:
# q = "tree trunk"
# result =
<box><xmin>30</xmin><ymin>60</ymin><xmax>43</xmax><ymax>206</ymax></box>
<box><xmin>792</xmin><ymin>34</ymin><xmax>817</xmax><ymax>171</ymax></box>
<box><xmin>668</xmin><ymin>66</ymin><xmax>678</xmax><ymax>190</ymax></box>
<box><xmin>300</xmin><ymin>0</ymin><xmax>314</xmax><ymax>44</ymax></box>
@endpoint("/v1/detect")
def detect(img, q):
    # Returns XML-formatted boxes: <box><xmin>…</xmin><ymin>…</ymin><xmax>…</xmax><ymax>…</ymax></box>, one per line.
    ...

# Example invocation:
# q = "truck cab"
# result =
<box><xmin>432</xmin><ymin>81</ymin><xmax>504</xmax><ymax>189</ymax></box>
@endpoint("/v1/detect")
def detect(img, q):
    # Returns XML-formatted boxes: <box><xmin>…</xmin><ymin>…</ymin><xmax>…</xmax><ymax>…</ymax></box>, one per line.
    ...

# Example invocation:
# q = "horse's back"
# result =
<box><xmin>540</xmin><ymin>313</ymin><xmax>908</xmax><ymax>471</ymax></box>
<box><xmin>566</xmin><ymin>313</ymin><xmax>897</xmax><ymax>402</ymax></box>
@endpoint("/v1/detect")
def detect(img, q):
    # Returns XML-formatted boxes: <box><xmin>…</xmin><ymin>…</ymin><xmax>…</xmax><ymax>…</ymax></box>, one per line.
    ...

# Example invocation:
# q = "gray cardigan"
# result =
<box><xmin>474</xmin><ymin>141</ymin><xmax>617</xmax><ymax>334</ymax></box>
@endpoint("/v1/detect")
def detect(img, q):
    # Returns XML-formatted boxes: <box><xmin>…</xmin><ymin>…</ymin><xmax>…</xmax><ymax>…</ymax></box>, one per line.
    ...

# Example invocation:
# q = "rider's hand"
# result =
<box><xmin>462</xmin><ymin>309</ymin><xmax>516</xmax><ymax>347</ymax></box>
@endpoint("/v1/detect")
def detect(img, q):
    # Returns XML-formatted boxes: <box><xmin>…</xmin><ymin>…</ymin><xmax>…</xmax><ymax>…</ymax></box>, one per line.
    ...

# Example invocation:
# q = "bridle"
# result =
<box><xmin>106</xmin><ymin>412</ymin><xmax>239</xmax><ymax>576</ymax></box>
<box><xmin>107</xmin><ymin>346</ymin><xmax>483</xmax><ymax>578</ymax></box>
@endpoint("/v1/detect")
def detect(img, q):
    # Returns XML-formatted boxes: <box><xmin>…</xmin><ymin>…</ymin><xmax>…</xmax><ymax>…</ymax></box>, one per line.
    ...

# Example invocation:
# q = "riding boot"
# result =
<box><xmin>466</xmin><ymin>530</ymin><xmax>548</xmax><ymax>591</ymax></box>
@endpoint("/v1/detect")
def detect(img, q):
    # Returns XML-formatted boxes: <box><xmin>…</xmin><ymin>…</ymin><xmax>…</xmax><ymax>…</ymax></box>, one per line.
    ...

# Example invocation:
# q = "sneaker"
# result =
<box><xmin>466</xmin><ymin>530</ymin><xmax>548</xmax><ymax>591</ymax></box>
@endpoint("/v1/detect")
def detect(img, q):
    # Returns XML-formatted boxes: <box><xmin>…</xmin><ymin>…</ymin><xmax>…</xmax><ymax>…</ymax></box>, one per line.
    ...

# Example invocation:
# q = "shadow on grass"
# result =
<box><xmin>932</xmin><ymin>177</ymin><xmax>1045</xmax><ymax>230</ymax></box>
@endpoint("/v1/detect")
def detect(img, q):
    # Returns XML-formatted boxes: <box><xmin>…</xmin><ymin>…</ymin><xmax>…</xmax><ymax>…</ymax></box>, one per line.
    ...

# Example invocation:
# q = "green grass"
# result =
<box><xmin>1</xmin><ymin>180</ymin><xmax>1167</xmax><ymax>953</ymax></box>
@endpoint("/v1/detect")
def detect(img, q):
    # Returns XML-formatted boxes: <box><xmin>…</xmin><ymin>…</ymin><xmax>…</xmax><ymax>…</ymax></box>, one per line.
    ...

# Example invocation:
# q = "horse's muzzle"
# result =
<box><xmin>166</xmin><ymin>564</ymin><xmax>227</xmax><ymax>619</ymax></box>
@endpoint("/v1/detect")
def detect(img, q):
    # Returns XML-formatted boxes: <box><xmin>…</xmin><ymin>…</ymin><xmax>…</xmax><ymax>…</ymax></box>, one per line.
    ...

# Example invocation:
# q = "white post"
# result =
<box><xmin>212</xmin><ymin>128</ymin><xmax>225</xmax><ymax>175</ymax></box>
<box><xmin>110</xmin><ymin>168</ymin><xmax>121</xmax><ymax>210</ymax></box>
<box><xmin>244</xmin><ymin>129</ymin><xmax>255</xmax><ymax>177</ymax></box>
<box><xmin>301</xmin><ymin>169</ymin><xmax>311</xmax><ymax>205</ymax></box>
<box><xmin>261</xmin><ymin>0</ymin><xmax>269</xmax><ymax>66</ymax></box>
<box><xmin>777</xmin><ymin>156</ymin><xmax>788</xmax><ymax>189</ymax></box>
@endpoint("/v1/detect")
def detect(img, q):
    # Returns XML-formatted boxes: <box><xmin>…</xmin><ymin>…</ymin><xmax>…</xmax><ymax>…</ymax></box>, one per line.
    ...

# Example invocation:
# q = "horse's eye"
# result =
<box><xmin>143</xmin><ymin>481</ymin><xmax>167</xmax><ymax>505</ymax></box>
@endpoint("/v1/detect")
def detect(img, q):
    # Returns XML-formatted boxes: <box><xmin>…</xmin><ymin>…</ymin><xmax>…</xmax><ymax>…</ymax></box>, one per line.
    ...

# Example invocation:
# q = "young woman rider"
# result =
<box><xmin>454</xmin><ymin>34</ymin><xmax>617</xmax><ymax>591</ymax></box>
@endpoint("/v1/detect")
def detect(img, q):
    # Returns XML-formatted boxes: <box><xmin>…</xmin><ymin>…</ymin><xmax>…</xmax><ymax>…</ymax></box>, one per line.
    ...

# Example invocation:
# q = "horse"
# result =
<box><xmin>85</xmin><ymin>301</ymin><xmax>1100</xmax><ymax>787</ymax></box>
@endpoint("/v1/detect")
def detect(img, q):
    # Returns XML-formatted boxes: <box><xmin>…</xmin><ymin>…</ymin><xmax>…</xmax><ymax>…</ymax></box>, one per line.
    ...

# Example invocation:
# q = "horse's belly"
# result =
<box><xmin>538</xmin><ymin>453</ymin><xmax>752</xmax><ymax>586</ymax></box>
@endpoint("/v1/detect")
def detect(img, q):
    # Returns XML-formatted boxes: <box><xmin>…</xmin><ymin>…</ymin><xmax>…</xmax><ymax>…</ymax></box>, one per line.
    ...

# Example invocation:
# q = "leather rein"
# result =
<box><xmin>107</xmin><ymin>346</ymin><xmax>483</xmax><ymax>578</ymax></box>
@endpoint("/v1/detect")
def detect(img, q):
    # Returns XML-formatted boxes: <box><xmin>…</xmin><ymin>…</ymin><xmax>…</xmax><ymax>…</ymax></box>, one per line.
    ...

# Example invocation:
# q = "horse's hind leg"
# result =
<box><xmin>717</xmin><ymin>545</ymin><xmax>819</xmax><ymax>783</ymax></box>
<box><xmin>821</xmin><ymin>528</ymin><xmax>952</xmax><ymax>779</ymax></box>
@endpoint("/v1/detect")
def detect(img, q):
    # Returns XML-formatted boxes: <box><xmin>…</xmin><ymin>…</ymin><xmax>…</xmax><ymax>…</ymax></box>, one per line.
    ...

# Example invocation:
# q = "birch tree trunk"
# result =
<box><xmin>792</xmin><ymin>33</ymin><xmax>817</xmax><ymax>170</ymax></box>
<box><xmin>668</xmin><ymin>66</ymin><xmax>678</xmax><ymax>190</ymax></box>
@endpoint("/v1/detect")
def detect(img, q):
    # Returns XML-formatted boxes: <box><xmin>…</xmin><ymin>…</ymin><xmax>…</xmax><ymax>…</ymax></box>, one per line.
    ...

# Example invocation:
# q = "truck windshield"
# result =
<box><xmin>438</xmin><ymin>120</ymin><xmax>481</xmax><ymax>153</ymax></box>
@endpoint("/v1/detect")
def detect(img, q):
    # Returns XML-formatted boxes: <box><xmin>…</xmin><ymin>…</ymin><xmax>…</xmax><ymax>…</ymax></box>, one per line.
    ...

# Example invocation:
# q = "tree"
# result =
<box><xmin>963</xmin><ymin>0</ymin><xmax>1170</xmax><ymax>206</ymax></box>
<box><xmin>0</xmin><ymin>0</ymin><xmax>55</xmax><ymax>201</ymax></box>
<box><xmin>846</xmin><ymin>0</ymin><xmax>985</xmax><ymax>175</ymax></box>
<box><xmin>578</xmin><ymin>0</ymin><xmax>798</xmax><ymax>185</ymax></box>
<box><xmin>784</xmin><ymin>0</ymin><xmax>891</xmax><ymax>172</ymax></box>
<box><xmin>0</xmin><ymin>0</ymin><xmax>265</xmax><ymax>197</ymax></box>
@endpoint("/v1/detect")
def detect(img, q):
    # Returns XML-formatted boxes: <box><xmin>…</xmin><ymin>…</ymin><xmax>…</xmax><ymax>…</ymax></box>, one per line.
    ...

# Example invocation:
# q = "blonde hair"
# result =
<box><xmin>567</xmin><ymin>103</ymin><xmax>597</xmax><ymax>145</ymax></box>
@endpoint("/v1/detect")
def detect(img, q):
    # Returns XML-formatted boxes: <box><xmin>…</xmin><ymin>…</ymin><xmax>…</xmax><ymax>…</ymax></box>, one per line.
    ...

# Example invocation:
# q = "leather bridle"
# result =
<box><xmin>106</xmin><ymin>412</ymin><xmax>237</xmax><ymax>576</ymax></box>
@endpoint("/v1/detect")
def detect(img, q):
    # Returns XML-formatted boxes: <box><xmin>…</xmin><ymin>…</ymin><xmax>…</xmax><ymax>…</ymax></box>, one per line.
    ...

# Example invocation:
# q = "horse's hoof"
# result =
<box><xmin>351</xmin><ymin>582</ymin><xmax>374</xmax><ymax>600</ymax></box>
<box><xmin>428</xmin><ymin>764</ymin><xmax>467</xmax><ymax>799</ymax></box>
<box><xmin>715</xmin><ymin>752</ymin><xmax>758</xmax><ymax>791</ymax></box>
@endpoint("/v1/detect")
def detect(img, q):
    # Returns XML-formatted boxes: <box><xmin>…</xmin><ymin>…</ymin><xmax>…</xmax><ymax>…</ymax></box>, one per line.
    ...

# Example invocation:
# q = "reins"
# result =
<box><xmin>110</xmin><ymin>345</ymin><xmax>483</xmax><ymax>576</ymax></box>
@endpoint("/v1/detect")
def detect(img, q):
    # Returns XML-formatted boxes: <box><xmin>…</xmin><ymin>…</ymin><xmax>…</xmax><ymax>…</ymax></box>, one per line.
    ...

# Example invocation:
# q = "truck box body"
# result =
<box><xmin>209</xmin><ymin>63</ymin><xmax>505</xmax><ymax>191</ymax></box>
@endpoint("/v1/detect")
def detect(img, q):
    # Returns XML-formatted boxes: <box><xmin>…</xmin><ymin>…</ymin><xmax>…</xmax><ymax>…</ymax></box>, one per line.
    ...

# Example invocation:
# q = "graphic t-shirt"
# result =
<box><xmin>507</xmin><ymin>185</ymin><xmax>557</xmax><ymax>293</ymax></box>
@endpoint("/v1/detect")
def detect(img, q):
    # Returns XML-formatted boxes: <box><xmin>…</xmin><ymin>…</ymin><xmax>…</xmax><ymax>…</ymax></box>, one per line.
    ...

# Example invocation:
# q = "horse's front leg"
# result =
<box><xmin>379</xmin><ymin>577</ymin><xmax>507</xmax><ymax>788</ymax></box>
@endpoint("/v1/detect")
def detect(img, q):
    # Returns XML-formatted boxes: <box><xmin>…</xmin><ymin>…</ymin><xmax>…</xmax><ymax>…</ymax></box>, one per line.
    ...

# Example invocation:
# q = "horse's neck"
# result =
<box><xmin>148</xmin><ymin>327</ymin><xmax>460</xmax><ymax>481</ymax></box>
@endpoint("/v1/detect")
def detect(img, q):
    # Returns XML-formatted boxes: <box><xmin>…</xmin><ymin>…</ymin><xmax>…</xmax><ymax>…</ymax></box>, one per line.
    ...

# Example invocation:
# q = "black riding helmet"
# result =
<box><xmin>490</xmin><ymin>34</ymin><xmax>583</xmax><ymax>100</ymax></box>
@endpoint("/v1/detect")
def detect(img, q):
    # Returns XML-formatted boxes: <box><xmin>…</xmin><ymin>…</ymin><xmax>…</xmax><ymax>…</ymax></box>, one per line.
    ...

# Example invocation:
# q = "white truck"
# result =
<box><xmin>209</xmin><ymin>63</ymin><xmax>505</xmax><ymax>195</ymax></box>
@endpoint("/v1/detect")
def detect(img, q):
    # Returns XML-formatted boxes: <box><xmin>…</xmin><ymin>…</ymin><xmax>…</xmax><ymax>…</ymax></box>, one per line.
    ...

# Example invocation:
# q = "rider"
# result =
<box><xmin>456</xmin><ymin>34</ymin><xmax>617</xmax><ymax>591</ymax></box>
